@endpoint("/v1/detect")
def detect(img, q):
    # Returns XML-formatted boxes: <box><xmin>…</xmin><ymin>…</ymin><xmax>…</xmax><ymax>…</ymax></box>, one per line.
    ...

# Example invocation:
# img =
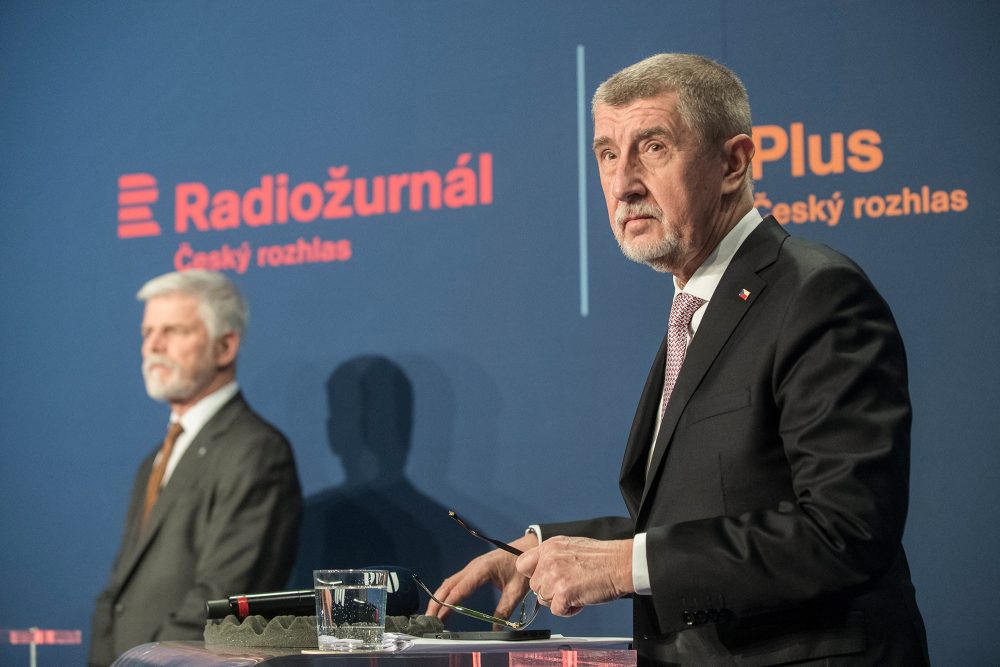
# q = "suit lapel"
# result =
<box><xmin>109</xmin><ymin>394</ymin><xmax>247</xmax><ymax>590</ymax></box>
<box><xmin>631</xmin><ymin>218</ymin><xmax>787</xmax><ymax>516</ymax></box>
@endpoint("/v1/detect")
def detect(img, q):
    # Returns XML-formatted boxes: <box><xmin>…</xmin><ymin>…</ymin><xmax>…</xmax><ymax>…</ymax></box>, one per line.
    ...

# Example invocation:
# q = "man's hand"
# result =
<box><xmin>426</xmin><ymin>531</ymin><xmax>539</xmax><ymax>626</ymax></box>
<box><xmin>516</xmin><ymin>536</ymin><xmax>634</xmax><ymax>617</ymax></box>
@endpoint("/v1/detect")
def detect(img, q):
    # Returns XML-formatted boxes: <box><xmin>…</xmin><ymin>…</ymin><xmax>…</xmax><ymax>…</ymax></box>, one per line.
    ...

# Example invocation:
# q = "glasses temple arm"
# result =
<box><xmin>448</xmin><ymin>510</ymin><xmax>524</xmax><ymax>556</ymax></box>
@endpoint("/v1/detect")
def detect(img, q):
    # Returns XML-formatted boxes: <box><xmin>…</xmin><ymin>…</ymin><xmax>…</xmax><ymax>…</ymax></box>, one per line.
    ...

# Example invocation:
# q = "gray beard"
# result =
<box><xmin>144</xmin><ymin>373</ymin><xmax>200</xmax><ymax>403</ymax></box>
<box><xmin>617</xmin><ymin>235</ymin><xmax>682</xmax><ymax>273</ymax></box>
<box><xmin>142</xmin><ymin>354</ymin><xmax>213</xmax><ymax>403</ymax></box>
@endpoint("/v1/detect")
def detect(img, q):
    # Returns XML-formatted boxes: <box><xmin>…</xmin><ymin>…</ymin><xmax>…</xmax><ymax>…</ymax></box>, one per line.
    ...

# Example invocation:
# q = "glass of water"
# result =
<box><xmin>313</xmin><ymin>569</ymin><xmax>388</xmax><ymax>651</ymax></box>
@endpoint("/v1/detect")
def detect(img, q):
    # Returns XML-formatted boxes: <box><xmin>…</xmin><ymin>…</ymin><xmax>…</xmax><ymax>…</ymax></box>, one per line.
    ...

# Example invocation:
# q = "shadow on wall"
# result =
<box><xmin>289</xmin><ymin>354</ymin><xmax>495</xmax><ymax>629</ymax></box>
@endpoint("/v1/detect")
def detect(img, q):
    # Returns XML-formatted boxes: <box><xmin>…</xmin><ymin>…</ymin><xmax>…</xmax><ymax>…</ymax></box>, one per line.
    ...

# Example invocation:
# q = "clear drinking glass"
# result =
<box><xmin>314</xmin><ymin>569</ymin><xmax>388</xmax><ymax>651</ymax></box>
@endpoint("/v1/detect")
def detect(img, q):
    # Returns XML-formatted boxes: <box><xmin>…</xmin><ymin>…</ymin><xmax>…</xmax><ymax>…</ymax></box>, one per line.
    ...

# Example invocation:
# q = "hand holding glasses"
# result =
<box><xmin>411</xmin><ymin>510</ymin><xmax>540</xmax><ymax>630</ymax></box>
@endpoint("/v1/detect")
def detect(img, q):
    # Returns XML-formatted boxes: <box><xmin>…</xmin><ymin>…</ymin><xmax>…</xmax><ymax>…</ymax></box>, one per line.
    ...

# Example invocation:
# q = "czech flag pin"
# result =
<box><xmin>739</xmin><ymin>288</ymin><xmax>751</xmax><ymax>301</ymax></box>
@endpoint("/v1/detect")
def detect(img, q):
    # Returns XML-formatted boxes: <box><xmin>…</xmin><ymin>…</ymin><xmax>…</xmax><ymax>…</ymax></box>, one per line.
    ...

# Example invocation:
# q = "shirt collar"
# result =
<box><xmin>674</xmin><ymin>208</ymin><xmax>763</xmax><ymax>301</ymax></box>
<box><xmin>170</xmin><ymin>381</ymin><xmax>240</xmax><ymax>438</ymax></box>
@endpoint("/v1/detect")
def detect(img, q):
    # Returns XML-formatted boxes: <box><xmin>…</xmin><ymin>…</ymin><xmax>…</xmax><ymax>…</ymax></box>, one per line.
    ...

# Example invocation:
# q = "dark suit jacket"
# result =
<box><xmin>88</xmin><ymin>393</ymin><xmax>302</xmax><ymax>666</ymax></box>
<box><xmin>544</xmin><ymin>218</ymin><xmax>929</xmax><ymax>666</ymax></box>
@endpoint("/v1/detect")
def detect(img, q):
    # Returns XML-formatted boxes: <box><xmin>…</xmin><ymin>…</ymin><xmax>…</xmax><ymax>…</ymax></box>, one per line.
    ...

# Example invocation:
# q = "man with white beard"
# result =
<box><xmin>89</xmin><ymin>270</ymin><xmax>302</xmax><ymax>667</ymax></box>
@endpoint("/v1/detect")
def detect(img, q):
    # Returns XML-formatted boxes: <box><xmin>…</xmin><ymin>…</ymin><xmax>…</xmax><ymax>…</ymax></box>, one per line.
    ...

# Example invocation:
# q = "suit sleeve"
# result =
<box><xmin>540</xmin><ymin>516</ymin><xmax>634</xmax><ymax>541</ymax></box>
<box><xmin>646</xmin><ymin>260</ymin><xmax>912</xmax><ymax>632</ymax></box>
<box><xmin>156</xmin><ymin>427</ymin><xmax>302</xmax><ymax>638</ymax></box>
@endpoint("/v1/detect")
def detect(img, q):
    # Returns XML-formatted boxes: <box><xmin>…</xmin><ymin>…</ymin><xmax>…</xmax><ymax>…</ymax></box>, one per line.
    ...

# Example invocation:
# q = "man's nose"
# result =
<box><xmin>143</xmin><ymin>331</ymin><xmax>166</xmax><ymax>354</ymax></box>
<box><xmin>611</xmin><ymin>155</ymin><xmax>646</xmax><ymax>202</ymax></box>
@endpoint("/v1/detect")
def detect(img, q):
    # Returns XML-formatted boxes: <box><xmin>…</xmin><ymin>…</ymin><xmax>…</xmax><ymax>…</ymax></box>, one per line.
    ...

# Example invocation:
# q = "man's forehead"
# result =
<box><xmin>593</xmin><ymin>93</ymin><xmax>683</xmax><ymax>143</ymax></box>
<box><xmin>143</xmin><ymin>293</ymin><xmax>202</xmax><ymax>319</ymax></box>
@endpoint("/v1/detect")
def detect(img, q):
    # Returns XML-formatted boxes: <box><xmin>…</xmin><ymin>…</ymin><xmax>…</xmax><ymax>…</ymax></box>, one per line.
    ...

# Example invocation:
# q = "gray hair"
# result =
<box><xmin>592</xmin><ymin>53</ymin><xmax>752</xmax><ymax>152</ymax></box>
<box><xmin>137</xmin><ymin>270</ymin><xmax>248</xmax><ymax>340</ymax></box>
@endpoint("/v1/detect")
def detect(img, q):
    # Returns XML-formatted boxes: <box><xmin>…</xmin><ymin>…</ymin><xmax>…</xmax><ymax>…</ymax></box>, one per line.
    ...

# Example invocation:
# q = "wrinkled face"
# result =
<box><xmin>140</xmin><ymin>293</ymin><xmax>219</xmax><ymax>404</ymax></box>
<box><xmin>593</xmin><ymin>92</ymin><xmax>723</xmax><ymax>273</ymax></box>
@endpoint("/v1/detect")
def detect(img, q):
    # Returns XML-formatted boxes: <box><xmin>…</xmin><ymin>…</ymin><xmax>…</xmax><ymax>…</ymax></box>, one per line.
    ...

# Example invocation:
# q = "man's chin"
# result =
<box><xmin>144</xmin><ymin>387</ymin><xmax>173</xmax><ymax>403</ymax></box>
<box><xmin>144</xmin><ymin>381</ymin><xmax>193</xmax><ymax>403</ymax></box>
<box><xmin>643</xmin><ymin>258</ymin><xmax>674</xmax><ymax>273</ymax></box>
<box><xmin>619</xmin><ymin>242</ymin><xmax>677</xmax><ymax>273</ymax></box>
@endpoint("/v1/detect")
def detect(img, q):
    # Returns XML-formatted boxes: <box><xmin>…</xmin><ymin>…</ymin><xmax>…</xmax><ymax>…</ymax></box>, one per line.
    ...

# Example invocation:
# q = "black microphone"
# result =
<box><xmin>365</xmin><ymin>565</ymin><xmax>420</xmax><ymax>617</ymax></box>
<box><xmin>205</xmin><ymin>566</ymin><xmax>421</xmax><ymax>620</ymax></box>
<box><xmin>205</xmin><ymin>589</ymin><xmax>314</xmax><ymax>620</ymax></box>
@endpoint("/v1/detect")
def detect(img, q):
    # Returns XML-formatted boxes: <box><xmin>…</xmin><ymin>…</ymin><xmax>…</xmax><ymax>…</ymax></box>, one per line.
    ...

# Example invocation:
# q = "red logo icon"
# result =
<box><xmin>118</xmin><ymin>173</ymin><xmax>160</xmax><ymax>238</ymax></box>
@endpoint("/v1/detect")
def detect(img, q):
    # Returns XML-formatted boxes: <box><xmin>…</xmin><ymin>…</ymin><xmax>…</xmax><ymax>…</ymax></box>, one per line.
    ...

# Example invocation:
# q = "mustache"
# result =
<box><xmin>615</xmin><ymin>202</ymin><xmax>663</xmax><ymax>227</ymax></box>
<box><xmin>143</xmin><ymin>354</ymin><xmax>179</xmax><ymax>375</ymax></box>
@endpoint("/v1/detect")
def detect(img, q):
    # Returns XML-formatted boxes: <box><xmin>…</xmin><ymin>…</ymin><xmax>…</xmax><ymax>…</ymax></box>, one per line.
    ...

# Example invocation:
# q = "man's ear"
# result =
<box><xmin>721</xmin><ymin>133</ymin><xmax>755</xmax><ymax>194</ymax></box>
<box><xmin>214</xmin><ymin>331</ymin><xmax>240</xmax><ymax>367</ymax></box>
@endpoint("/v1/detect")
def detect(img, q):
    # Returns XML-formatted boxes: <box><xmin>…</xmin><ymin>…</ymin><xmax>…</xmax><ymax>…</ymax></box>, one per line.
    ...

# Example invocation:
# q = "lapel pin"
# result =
<box><xmin>739</xmin><ymin>288</ymin><xmax>751</xmax><ymax>301</ymax></box>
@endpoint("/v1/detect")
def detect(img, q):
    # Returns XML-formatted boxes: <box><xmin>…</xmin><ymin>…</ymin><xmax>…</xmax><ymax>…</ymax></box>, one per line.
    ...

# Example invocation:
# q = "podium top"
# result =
<box><xmin>112</xmin><ymin>638</ymin><xmax>635</xmax><ymax>666</ymax></box>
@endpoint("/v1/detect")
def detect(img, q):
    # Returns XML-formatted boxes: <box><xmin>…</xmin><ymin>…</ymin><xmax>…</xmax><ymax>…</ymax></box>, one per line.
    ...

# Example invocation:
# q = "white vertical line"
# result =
<box><xmin>577</xmin><ymin>44</ymin><xmax>589</xmax><ymax>317</ymax></box>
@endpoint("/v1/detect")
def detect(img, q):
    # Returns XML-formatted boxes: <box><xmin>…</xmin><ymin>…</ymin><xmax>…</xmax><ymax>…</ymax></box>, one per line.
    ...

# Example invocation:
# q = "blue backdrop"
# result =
<box><xmin>1</xmin><ymin>1</ymin><xmax>997</xmax><ymax>664</ymax></box>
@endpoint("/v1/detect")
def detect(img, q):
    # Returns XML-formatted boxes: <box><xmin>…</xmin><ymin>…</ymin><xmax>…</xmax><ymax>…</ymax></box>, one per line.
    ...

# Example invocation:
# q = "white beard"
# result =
<box><xmin>142</xmin><ymin>353</ymin><xmax>214</xmax><ymax>403</ymax></box>
<box><xmin>614</xmin><ymin>203</ymin><xmax>683</xmax><ymax>271</ymax></box>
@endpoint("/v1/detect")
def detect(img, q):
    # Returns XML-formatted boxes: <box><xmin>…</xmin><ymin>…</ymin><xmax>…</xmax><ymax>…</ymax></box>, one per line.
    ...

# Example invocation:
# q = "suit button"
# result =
<box><xmin>114</xmin><ymin>603</ymin><xmax>125</xmax><ymax>614</ymax></box>
<box><xmin>682</xmin><ymin>611</ymin><xmax>695</xmax><ymax>626</ymax></box>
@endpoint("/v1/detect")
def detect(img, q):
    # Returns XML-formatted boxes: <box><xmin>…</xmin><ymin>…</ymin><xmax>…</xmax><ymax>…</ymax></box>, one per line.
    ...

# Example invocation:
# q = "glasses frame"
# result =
<box><xmin>411</xmin><ymin>510</ymin><xmax>541</xmax><ymax>630</ymax></box>
<box><xmin>411</xmin><ymin>573</ymin><xmax>540</xmax><ymax>630</ymax></box>
<box><xmin>448</xmin><ymin>510</ymin><xmax>524</xmax><ymax>556</ymax></box>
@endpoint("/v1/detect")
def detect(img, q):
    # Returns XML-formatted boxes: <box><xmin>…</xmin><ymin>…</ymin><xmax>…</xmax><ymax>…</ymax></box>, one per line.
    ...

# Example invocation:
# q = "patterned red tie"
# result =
<box><xmin>659</xmin><ymin>292</ymin><xmax>707</xmax><ymax>418</ymax></box>
<box><xmin>141</xmin><ymin>421</ymin><xmax>183</xmax><ymax>528</ymax></box>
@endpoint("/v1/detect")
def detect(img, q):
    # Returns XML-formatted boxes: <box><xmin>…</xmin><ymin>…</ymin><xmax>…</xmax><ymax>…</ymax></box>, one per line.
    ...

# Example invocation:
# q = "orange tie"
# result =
<box><xmin>141</xmin><ymin>422</ymin><xmax>184</xmax><ymax>527</ymax></box>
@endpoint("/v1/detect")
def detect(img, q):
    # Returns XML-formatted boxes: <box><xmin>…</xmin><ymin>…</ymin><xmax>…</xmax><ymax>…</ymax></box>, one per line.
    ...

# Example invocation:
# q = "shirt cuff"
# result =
<box><xmin>632</xmin><ymin>532</ymin><xmax>651</xmax><ymax>595</ymax></box>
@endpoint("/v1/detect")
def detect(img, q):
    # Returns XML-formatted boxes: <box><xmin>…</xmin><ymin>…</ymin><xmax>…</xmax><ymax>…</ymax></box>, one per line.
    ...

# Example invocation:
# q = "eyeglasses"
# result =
<box><xmin>412</xmin><ymin>574</ymin><xmax>539</xmax><ymax>630</ymax></box>
<box><xmin>410</xmin><ymin>510</ymin><xmax>540</xmax><ymax>630</ymax></box>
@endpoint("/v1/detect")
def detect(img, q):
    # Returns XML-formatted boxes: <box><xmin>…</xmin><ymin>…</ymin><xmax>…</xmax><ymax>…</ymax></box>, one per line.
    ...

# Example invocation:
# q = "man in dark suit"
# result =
<box><xmin>88</xmin><ymin>270</ymin><xmax>302</xmax><ymax>667</ymax></box>
<box><xmin>428</xmin><ymin>54</ymin><xmax>929</xmax><ymax>665</ymax></box>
